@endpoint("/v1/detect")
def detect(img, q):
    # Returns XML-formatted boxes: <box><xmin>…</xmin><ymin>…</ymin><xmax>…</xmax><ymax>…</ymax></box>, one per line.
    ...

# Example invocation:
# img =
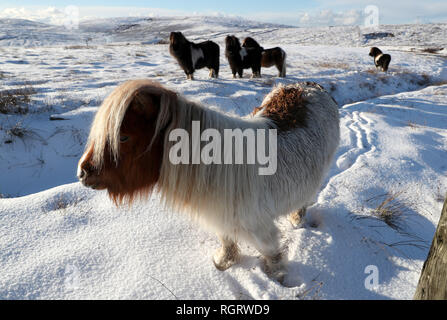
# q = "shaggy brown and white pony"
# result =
<box><xmin>169</xmin><ymin>31</ymin><xmax>220</xmax><ymax>80</ymax></box>
<box><xmin>225</xmin><ymin>35</ymin><xmax>263</xmax><ymax>78</ymax></box>
<box><xmin>78</xmin><ymin>79</ymin><xmax>340</xmax><ymax>283</ymax></box>
<box><xmin>369</xmin><ymin>47</ymin><xmax>391</xmax><ymax>72</ymax></box>
<box><xmin>242</xmin><ymin>37</ymin><xmax>287</xmax><ymax>77</ymax></box>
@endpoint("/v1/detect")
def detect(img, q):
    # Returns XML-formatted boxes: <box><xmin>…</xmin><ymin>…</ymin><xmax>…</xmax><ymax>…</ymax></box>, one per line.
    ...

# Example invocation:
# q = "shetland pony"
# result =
<box><xmin>242</xmin><ymin>37</ymin><xmax>287</xmax><ymax>77</ymax></box>
<box><xmin>78</xmin><ymin>79</ymin><xmax>340</xmax><ymax>283</ymax></box>
<box><xmin>169</xmin><ymin>32</ymin><xmax>220</xmax><ymax>80</ymax></box>
<box><xmin>225</xmin><ymin>35</ymin><xmax>263</xmax><ymax>78</ymax></box>
<box><xmin>369</xmin><ymin>47</ymin><xmax>391</xmax><ymax>72</ymax></box>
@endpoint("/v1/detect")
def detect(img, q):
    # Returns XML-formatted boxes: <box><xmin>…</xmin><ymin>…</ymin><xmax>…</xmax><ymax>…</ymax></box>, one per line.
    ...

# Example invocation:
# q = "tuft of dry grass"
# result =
<box><xmin>369</xmin><ymin>191</ymin><xmax>408</xmax><ymax>231</ymax></box>
<box><xmin>350</xmin><ymin>191</ymin><xmax>430</xmax><ymax>255</ymax></box>
<box><xmin>422</xmin><ymin>47</ymin><xmax>443</xmax><ymax>54</ymax></box>
<box><xmin>435</xmin><ymin>184</ymin><xmax>445</xmax><ymax>203</ymax></box>
<box><xmin>64</xmin><ymin>45</ymin><xmax>96</xmax><ymax>50</ymax></box>
<box><xmin>365</xmin><ymin>68</ymin><xmax>379</xmax><ymax>74</ymax></box>
<box><xmin>431</xmin><ymin>80</ymin><xmax>447</xmax><ymax>88</ymax></box>
<box><xmin>407</xmin><ymin>120</ymin><xmax>420</xmax><ymax>129</ymax></box>
<box><xmin>156</xmin><ymin>38</ymin><xmax>170</xmax><ymax>45</ymax></box>
<box><xmin>313</xmin><ymin>61</ymin><xmax>350</xmax><ymax>70</ymax></box>
<box><xmin>4</xmin><ymin>120</ymin><xmax>45</xmax><ymax>145</ymax></box>
<box><xmin>54</xmin><ymin>195</ymin><xmax>70</xmax><ymax>211</ymax></box>
<box><xmin>418</xmin><ymin>74</ymin><xmax>431</xmax><ymax>86</ymax></box>
<box><xmin>47</xmin><ymin>194</ymin><xmax>84</xmax><ymax>212</ymax></box>
<box><xmin>359</xmin><ymin>82</ymin><xmax>376</xmax><ymax>91</ymax></box>
<box><xmin>0</xmin><ymin>85</ymin><xmax>36</xmax><ymax>114</ymax></box>
<box><xmin>351</xmin><ymin>190</ymin><xmax>415</xmax><ymax>234</ymax></box>
<box><xmin>296</xmin><ymin>280</ymin><xmax>324</xmax><ymax>300</ymax></box>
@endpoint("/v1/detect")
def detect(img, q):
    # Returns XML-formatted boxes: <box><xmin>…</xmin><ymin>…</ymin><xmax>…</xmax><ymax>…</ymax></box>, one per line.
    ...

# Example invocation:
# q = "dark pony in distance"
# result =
<box><xmin>78</xmin><ymin>79</ymin><xmax>340</xmax><ymax>283</ymax></box>
<box><xmin>242</xmin><ymin>37</ymin><xmax>287</xmax><ymax>77</ymax></box>
<box><xmin>369</xmin><ymin>47</ymin><xmax>391</xmax><ymax>72</ymax></box>
<box><xmin>169</xmin><ymin>31</ymin><xmax>220</xmax><ymax>80</ymax></box>
<box><xmin>225</xmin><ymin>35</ymin><xmax>263</xmax><ymax>78</ymax></box>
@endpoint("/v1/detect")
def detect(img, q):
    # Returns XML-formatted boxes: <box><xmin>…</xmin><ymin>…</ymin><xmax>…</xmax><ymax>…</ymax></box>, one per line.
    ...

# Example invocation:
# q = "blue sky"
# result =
<box><xmin>1</xmin><ymin>0</ymin><xmax>446</xmax><ymax>26</ymax></box>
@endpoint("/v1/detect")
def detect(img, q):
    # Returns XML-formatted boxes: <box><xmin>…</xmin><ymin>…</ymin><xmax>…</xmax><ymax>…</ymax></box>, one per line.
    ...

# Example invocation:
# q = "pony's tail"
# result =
<box><xmin>281</xmin><ymin>50</ymin><xmax>287</xmax><ymax>77</ymax></box>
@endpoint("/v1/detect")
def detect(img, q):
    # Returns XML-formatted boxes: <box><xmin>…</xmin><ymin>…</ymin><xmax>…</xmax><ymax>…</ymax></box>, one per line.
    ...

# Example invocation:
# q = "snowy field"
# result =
<box><xmin>0</xmin><ymin>16</ymin><xmax>446</xmax><ymax>299</ymax></box>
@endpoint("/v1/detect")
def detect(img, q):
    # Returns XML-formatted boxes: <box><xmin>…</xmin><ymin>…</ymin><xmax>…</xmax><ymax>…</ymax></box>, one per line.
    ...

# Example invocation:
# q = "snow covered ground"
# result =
<box><xmin>0</xmin><ymin>16</ymin><xmax>446</xmax><ymax>299</ymax></box>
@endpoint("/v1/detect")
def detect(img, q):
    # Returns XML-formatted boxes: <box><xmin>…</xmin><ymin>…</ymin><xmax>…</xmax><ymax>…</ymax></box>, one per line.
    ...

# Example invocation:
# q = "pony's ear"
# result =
<box><xmin>130</xmin><ymin>91</ymin><xmax>160</xmax><ymax>119</ymax></box>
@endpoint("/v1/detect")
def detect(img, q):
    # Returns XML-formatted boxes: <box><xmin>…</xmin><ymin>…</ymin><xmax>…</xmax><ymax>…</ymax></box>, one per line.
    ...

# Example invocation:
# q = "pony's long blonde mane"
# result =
<box><xmin>156</xmin><ymin>88</ymin><xmax>273</xmax><ymax>231</ymax></box>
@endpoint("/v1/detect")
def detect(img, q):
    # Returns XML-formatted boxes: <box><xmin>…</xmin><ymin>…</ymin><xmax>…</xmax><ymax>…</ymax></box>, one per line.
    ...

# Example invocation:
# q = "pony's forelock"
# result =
<box><xmin>86</xmin><ymin>79</ymin><xmax>174</xmax><ymax>169</ymax></box>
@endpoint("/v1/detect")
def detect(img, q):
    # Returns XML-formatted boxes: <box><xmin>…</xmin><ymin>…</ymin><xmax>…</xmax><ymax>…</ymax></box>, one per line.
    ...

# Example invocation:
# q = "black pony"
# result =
<box><xmin>369</xmin><ymin>47</ymin><xmax>391</xmax><ymax>72</ymax></box>
<box><xmin>169</xmin><ymin>32</ymin><xmax>220</xmax><ymax>80</ymax></box>
<box><xmin>242</xmin><ymin>37</ymin><xmax>287</xmax><ymax>77</ymax></box>
<box><xmin>225</xmin><ymin>35</ymin><xmax>262</xmax><ymax>78</ymax></box>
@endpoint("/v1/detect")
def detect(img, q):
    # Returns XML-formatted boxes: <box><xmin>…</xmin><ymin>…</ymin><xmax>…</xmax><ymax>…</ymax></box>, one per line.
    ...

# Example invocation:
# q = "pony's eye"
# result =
<box><xmin>120</xmin><ymin>135</ymin><xmax>129</xmax><ymax>143</ymax></box>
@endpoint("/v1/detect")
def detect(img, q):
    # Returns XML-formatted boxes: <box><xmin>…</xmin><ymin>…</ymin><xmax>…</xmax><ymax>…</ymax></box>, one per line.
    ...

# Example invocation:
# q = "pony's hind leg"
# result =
<box><xmin>213</xmin><ymin>235</ymin><xmax>240</xmax><ymax>271</ymax></box>
<box><xmin>288</xmin><ymin>207</ymin><xmax>306</xmax><ymax>228</ymax></box>
<box><xmin>209</xmin><ymin>68</ymin><xmax>218</xmax><ymax>78</ymax></box>
<box><xmin>244</xmin><ymin>224</ymin><xmax>287</xmax><ymax>283</ymax></box>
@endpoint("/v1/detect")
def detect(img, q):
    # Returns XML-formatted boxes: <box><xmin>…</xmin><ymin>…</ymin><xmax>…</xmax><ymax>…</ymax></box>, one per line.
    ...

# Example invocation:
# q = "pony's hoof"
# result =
<box><xmin>213</xmin><ymin>257</ymin><xmax>235</xmax><ymax>271</ymax></box>
<box><xmin>288</xmin><ymin>208</ymin><xmax>306</xmax><ymax>228</ymax></box>
<box><xmin>262</xmin><ymin>254</ymin><xmax>287</xmax><ymax>285</ymax></box>
<box><xmin>213</xmin><ymin>246</ymin><xmax>239</xmax><ymax>271</ymax></box>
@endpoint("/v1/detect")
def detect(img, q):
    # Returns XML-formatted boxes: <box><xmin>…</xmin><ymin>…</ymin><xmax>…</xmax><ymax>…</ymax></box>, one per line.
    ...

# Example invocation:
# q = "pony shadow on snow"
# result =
<box><xmin>207</xmin><ymin>188</ymin><xmax>435</xmax><ymax>300</ymax></box>
<box><xmin>285</xmin><ymin>196</ymin><xmax>434</xmax><ymax>299</ymax></box>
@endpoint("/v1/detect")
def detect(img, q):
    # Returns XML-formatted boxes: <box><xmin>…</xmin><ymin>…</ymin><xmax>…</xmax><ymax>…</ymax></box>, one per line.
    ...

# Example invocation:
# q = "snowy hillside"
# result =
<box><xmin>0</xmin><ymin>16</ymin><xmax>446</xmax><ymax>299</ymax></box>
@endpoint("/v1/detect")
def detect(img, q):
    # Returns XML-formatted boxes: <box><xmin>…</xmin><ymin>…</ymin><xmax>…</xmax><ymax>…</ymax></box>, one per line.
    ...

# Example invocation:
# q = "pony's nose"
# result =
<box><xmin>78</xmin><ymin>168</ymin><xmax>86</xmax><ymax>179</ymax></box>
<box><xmin>78</xmin><ymin>161</ymin><xmax>94</xmax><ymax>180</ymax></box>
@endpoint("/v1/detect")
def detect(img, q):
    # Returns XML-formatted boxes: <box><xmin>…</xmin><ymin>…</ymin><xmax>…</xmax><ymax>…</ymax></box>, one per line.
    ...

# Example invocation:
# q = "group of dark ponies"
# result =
<box><xmin>169</xmin><ymin>31</ymin><xmax>287</xmax><ymax>80</ymax></box>
<box><xmin>169</xmin><ymin>31</ymin><xmax>391</xmax><ymax>79</ymax></box>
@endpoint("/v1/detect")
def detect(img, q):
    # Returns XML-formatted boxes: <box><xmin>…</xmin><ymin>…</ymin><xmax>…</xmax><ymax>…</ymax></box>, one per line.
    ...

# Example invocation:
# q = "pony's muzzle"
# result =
<box><xmin>77</xmin><ymin>159</ymin><xmax>96</xmax><ymax>185</ymax></box>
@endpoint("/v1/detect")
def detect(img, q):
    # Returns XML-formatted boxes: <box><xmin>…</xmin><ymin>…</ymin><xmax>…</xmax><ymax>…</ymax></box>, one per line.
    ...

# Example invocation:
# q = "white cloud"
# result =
<box><xmin>0</xmin><ymin>2</ymin><xmax>446</xmax><ymax>27</ymax></box>
<box><xmin>298</xmin><ymin>9</ymin><xmax>363</xmax><ymax>27</ymax></box>
<box><xmin>247</xmin><ymin>9</ymin><xmax>364</xmax><ymax>27</ymax></box>
<box><xmin>314</xmin><ymin>0</ymin><xmax>447</xmax><ymax>24</ymax></box>
<box><xmin>0</xmin><ymin>6</ymin><xmax>68</xmax><ymax>25</ymax></box>
<box><xmin>0</xmin><ymin>6</ymin><xmax>189</xmax><ymax>26</ymax></box>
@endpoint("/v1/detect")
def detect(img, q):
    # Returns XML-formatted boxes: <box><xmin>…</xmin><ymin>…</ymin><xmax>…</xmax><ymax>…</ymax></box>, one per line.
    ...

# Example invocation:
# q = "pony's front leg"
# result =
<box><xmin>213</xmin><ymin>235</ymin><xmax>239</xmax><ymax>271</ymax></box>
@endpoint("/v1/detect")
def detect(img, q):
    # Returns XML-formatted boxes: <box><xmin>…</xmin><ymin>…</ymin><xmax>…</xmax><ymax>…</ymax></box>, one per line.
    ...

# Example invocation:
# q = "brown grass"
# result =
<box><xmin>365</xmin><ymin>68</ymin><xmax>379</xmax><ymax>74</ymax></box>
<box><xmin>156</xmin><ymin>39</ymin><xmax>170</xmax><ymax>45</ymax></box>
<box><xmin>0</xmin><ymin>85</ymin><xmax>36</xmax><ymax>114</ymax></box>
<box><xmin>296</xmin><ymin>280</ymin><xmax>324</xmax><ymax>300</ymax></box>
<box><xmin>407</xmin><ymin>120</ymin><xmax>420</xmax><ymax>129</ymax></box>
<box><xmin>422</xmin><ymin>47</ymin><xmax>443</xmax><ymax>54</ymax></box>
<box><xmin>435</xmin><ymin>184</ymin><xmax>445</xmax><ymax>203</ymax></box>
<box><xmin>313</xmin><ymin>61</ymin><xmax>350</xmax><ymax>69</ymax></box>
<box><xmin>352</xmin><ymin>190</ymin><xmax>415</xmax><ymax>233</ymax></box>
<box><xmin>64</xmin><ymin>45</ymin><xmax>97</xmax><ymax>50</ymax></box>
<box><xmin>4</xmin><ymin>120</ymin><xmax>45</xmax><ymax>145</ymax></box>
